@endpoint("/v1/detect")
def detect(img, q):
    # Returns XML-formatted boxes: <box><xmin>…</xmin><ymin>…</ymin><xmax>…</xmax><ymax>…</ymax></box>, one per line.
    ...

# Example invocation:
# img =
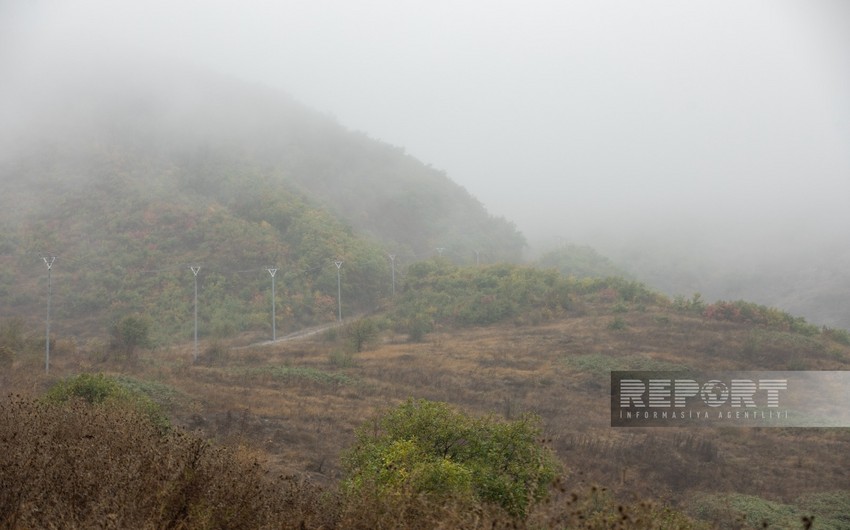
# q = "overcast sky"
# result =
<box><xmin>3</xmin><ymin>0</ymin><xmax>849</xmax><ymax>252</ymax></box>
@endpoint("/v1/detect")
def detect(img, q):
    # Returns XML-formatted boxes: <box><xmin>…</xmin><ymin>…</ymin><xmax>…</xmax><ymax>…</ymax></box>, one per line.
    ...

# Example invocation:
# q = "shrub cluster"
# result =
<box><xmin>1</xmin><ymin>390</ymin><xmax>720</xmax><ymax>529</ymax></box>
<box><xmin>568</xmin><ymin>276</ymin><xmax>659</xmax><ymax>305</ymax></box>
<box><xmin>389</xmin><ymin>262</ymin><xmax>663</xmax><ymax>340</ymax></box>
<box><xmin>44</xmin><ymin>372</ymin><xmax>170</xmax><ymax>431</ymax></box>
<box><xmin>703</xmin><ymin>300</ymin><xmax>821</xmax><ymax>336</ymax></box>
<box><xmin>341</xmin><ymin>398</ymin><xmax>559</xmax><ymax>518</ymax></box>
<box><xmin>0</xmin><ymin>318</ymin><xmax>41</xmax><ymax>366</ymax></box>
<box><xmin>0</xmin><ymin>396</ymin><xmax>327</xmax><ymax>529</ymax></box>
<box><xmin>392</xmin><ymin>261</ymin><xmax>573</xmax><ymax>338</ymax></box>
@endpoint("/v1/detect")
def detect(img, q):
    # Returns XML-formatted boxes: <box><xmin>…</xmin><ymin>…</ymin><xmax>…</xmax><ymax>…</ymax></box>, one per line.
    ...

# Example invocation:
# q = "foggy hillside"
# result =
<box><xmin>4</xmin><ymin>1</ymin><xmax>850</xmax><ymax>335</ymax></box>
<box><xmin>590</xmin><ymin>231</ymin><xmax>850</xmax><ymax>331</ymax></box>
<box><xmin>0</xmin><ymin>55</ymin><xmax>523</xmax><ymax>340</ymax></box>
<box><xmin>0</xmin><ymin>55</ymin><xmax>523</xmax><ymax>263</ymax></box>
<box><xmin>3</xmin><ymin>3</ymin><xmax>850</xmax><ymax>528</ymax></box>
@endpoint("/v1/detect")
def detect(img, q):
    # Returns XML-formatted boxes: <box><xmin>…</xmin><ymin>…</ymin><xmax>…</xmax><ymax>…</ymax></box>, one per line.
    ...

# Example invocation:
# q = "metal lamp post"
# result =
<box><xmin>334</xmin><ymin>260</ymin><xmax>343</xmax><ymax>322</ymax></box>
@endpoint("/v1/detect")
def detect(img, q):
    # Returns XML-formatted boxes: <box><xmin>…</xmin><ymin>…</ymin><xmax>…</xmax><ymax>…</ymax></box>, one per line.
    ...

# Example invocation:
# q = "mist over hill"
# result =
<box><xmin>2</xmin><ymin>54</ymin><xmax>524</xmax><ymax>259</ymax></box>
<box><xmin>0</xmin><ymin>55</ymin><xmax>523</xmax><ymax>340</ymax></box>
<box><xmin>2</xmin><ymin>50</ymin><xmax>848</xmax><ymax>343</ymax></box>
<box><xmin>592</xmin><ymin>232</ymin><xmax>850</xmax><ymax>331</ymax></box>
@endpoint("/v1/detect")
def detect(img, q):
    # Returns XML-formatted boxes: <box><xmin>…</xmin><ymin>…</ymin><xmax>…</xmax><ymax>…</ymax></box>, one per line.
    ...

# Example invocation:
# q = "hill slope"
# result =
<box><xmin>4</xmin><ymin>266</ymin><xmax>849</xmax><ymax>528</ymax></box>
<box><xmin>0</xmin><ymin>57</ymin><xmax>524</xmax><ymax>341</ymax></box>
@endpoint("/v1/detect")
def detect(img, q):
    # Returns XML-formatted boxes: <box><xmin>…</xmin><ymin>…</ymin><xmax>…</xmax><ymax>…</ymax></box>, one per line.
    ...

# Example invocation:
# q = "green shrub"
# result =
<box><xmin>741</xmin><ymin>329</ymin><xmax>827</xmax><ymax>368</ymax></box>
<box><xmin>112</xmin><ymin>375</ymin><xmax>181</xmax><ymax>409</ymax></box>
<box><xmin>822</xmin><ymin>327</ymin><xmax>850</xmax><ymax>346</ymax></box>
<box><xmin>45</xmin><ymin>373</ymin><xmax>125</xmax><ymax>405</ymax></box>
<box><xmin>109</xmin><ymin>314</ymin><xmax>153</xmax><ymax>359</ymax></box>
<box><xmin>562</xmin><ymin>353</ymin><xmax>689</xmax><ymax>378</ymax></box>
<box><xmin>406</xmin><ymin>316</ymin><xmax>431</xmax><ymax>342</ymax></box>
<box><xmin>611</xmin><ymin>301</ymin><xmax>629</xmax><ymax>314</ymax></box>
<box><xmin>571</xmin><ymin>276</ymin><xmax>658</xmax><ymax>304</ymax></box>
<box><xmin>44</xmin><ymin>373</ymin><xmax>169</xmax><ymax>431</ymax></box>
<box><xmin>687</xmin><ymin>493</ymin><xmax>817</xmax><ymax>529</ymax></box>
<box><xmin>795</xmin><ymin>491</ymin><xmax>850</xmax><ymax>529</ymax></box>
<box><xmin>346</xmin><ymin>318</ymin><xmax>378</xmax><ymax>352</ymax></box>
<box><xmin>704</xmin><ymin>300</ymin><xmax>822</xmax><ymax>338</ymax></box>
<box><xmin>393</xmin><ymin>263</ymin><xmax>574</xmax><ymax>331</ymax></box>
<box><xmin>608</xmin><ymin>316</ymin><xmax>627</xmax><ymax>330</ymax></box>
<box><xmin>239</xmin><ymin>365</ymin><xmax>354</xmax><ymax>386</ymax></box>
<box><xmin>342</xmin><ymin>398</ymin><xmax>559</xmax><ymax>517</ymax></box>
<box><xmin>673</xmin><ymin>293</ymin><xmax>706</xmax><ymax>313</ymax></box>
<box><xmin>328</xmin><ymin>350</ymin><xmax>355</xmax><ymax>368</ymax></box>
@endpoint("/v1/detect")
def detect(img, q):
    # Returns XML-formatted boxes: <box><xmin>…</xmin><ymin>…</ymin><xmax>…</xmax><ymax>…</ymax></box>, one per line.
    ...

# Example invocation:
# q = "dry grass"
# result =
<box><xmin>0</xmin><ymin>397</ymin><xmax>331</xmax><ymax>529</ymax></box>
<box><xmin>3</xmin><ymin>297</ymin><xmax>850</xmax><ymax>528</ymax></box>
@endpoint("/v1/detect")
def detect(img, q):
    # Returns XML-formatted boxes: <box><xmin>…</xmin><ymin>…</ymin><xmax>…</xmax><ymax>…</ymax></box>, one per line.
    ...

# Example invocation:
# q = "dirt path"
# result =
<box><xmin>235</xmin><ymin>317</ymin><xmax>359</xmax><ymax>349</ymax></box>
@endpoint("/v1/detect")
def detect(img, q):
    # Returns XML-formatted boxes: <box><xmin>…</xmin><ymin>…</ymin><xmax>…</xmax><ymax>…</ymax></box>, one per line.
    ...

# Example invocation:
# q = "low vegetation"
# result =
<box><xmin>687</xmin><ymin>491</ymin><xmax>850</xmax><ymax>530</ymax></box>
<box><xmin>2</xmin><ymin>392</ymin><xmax>714</xmax><ymax>529</ymax></box>
<box><xmin>2</xmin><ymin>268</ymin><xmax>849</xmax><ymax>528</ymax></box>
<box><xmin>342</xmin><ymin>398</ymin><xmax>559</xmax><ymax>517</ymax></box>
<box><xmin>0</xmin><ymin>67</ymin><xmax>526</xmax><ymax>345</ymax></box>
<box><xmin>0</xmin><ymin>396</ymin><xmax>328</xmax><ymax>529</ymax></box>
<box><xmin>3</xmin><ymin>61</ymin><xmax>847</xmax><ymax>527</ymax></box>
<box><xmin>389</xmin><ymin>261</ymin><xmax>661</xmax><ymax>340</ymax></box>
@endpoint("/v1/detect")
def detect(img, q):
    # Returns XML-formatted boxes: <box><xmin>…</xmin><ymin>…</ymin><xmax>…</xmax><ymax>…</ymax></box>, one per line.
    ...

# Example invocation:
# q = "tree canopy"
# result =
<box><xmin>342</xmin><ymin>398</ymin><xmax>559</xmax><ymax>517</ymax></box>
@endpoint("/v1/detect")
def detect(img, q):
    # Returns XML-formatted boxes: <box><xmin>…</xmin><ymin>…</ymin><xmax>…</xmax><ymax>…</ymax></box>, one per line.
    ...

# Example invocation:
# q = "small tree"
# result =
<box><xmin>342</xmin><ymin>398</ymin><xmax>559</xmax><ymax>517</ymax></box>
<box><xmin>110</xmin><ymin>314</ymin><xmax>152</xmax><ymax>359</ymax></box>
<box><xmin>346</xmin><ymin>318</ymin><xmax>377</xmax><ymax>352</ymax></box>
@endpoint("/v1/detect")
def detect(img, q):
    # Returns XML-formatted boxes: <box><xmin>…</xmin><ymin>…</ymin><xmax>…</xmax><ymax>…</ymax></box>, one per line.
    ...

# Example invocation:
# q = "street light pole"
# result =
<box><xmin>334</xmin><ymin>260</ymin><xmax>343</xmax><ymax>322</ymax></box>
<box><xmin>267</xmin><ymin>268</ymin><xmax>278</xmax><ymax>341</ymax></box>
<box><xmin>42</xmin><ymin>257</ymin><xmax>55</xmax><ymax>374</ymax></box>
<box><xmin>388</xmin><ymin>254</ymin><xmax>396</xmax><ymax>297</ymax></box>
<box><xmin>190</xmin><ymin>266</ymin><xmax>201</xmax><ymax>362</ymax></box>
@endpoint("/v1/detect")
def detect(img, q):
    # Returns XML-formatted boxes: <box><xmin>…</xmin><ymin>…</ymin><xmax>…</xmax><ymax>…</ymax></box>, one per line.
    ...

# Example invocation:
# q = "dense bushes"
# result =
<box><xmin>341</xmin><ymin>398</ymin><xmax>559</xmax><ymax>518</ymax></box>
<box><xmin>389</xmin><ymin>261</ymin><xmax>664</xmax><ymax>339</ymax></box>
<box><xmin>2</xmin><ymin>161</ymin><xmax>393</xmax><ymax>345</ymax></box>
<box><xmin>44</xmin><ymin>372</ymin><xmax>170</xmax><ymax>431</ymax></box>
<box><xmin>392</xmin><ymin>262</ymin><xmax>573</xmax><ymax>337</ymax></box>
<box><xmin>698</xmin><ymin>299</ymin><xmax>850</xmax><ymax>349</ymax></box>
<box><xmin>346</xmin><ymin>317</ymin><xmax>379</xmax><ymax>352</ymax></box>
<box><xmin>1</xmin><ymin>393</ymin><xmax>713</xmax><ymax>529</ymax></box>
<box><xmin>703</xmin><ymin>300</ymin><xmax>819</xmax><ymax>335</ymax></box>
<box><xmin>0</xmin><ymin>396</ymin><xmax>328</xmax><ymax>529</ymax></box>
<box><xmin>109</xmin><ymin>314</ymin><xmax>153</xmax><ymax>359</ymax></box>
<box><xmin>688</xmin><ymin>492</ymin><xmax>848</xmax><ymax>529</ymax></box>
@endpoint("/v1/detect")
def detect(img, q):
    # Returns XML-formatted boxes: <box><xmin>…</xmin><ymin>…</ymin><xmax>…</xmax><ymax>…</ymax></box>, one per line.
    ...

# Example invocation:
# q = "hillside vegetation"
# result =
<box><xmin>0</xmin><ymin>60</ymin><xmax>523</xmax><ymax>343</ymax></box>
<box><xmin>2</xmin><ymin>58</ymin><xmax>848</xmax><ymax>529</ymax></box>
<box><xmin>3</xmin><ymin>262</ymin><xmax>849</xmax><ymax>528</ymax></box>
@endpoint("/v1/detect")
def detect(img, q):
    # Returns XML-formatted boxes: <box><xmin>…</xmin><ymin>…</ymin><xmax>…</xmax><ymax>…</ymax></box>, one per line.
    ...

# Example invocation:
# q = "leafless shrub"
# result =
<box><xmin>0</xmin><ymin>396</ymin><xmax>329</xmax><ymax>529</ymax></box>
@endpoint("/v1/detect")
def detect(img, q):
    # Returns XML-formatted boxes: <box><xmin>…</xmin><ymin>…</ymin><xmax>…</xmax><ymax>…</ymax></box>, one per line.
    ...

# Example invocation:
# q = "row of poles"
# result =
<box><xmin>153</xmin><ymin>261</ymin><xmax>349</xmax><ymax>364</ymax></box>
<box><xmin>38</xmin><ymin>247</ymin><xmax>467</xmax><ymax>372</ymax></box>
<box><xmin>40</xmin><ymin>256</ymin><xmax>350</xmax><ymax>371</ymax></box>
